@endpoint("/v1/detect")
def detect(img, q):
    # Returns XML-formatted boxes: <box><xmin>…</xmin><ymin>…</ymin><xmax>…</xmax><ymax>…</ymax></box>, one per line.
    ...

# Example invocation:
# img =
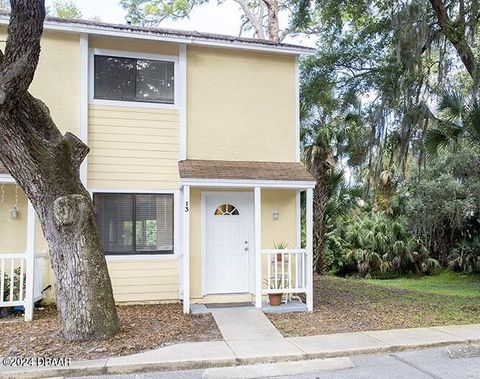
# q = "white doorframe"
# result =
<box><xmin>201</xmin><ymin>191</ymin><xmax>254</xmax><ymax>296</ymax></box>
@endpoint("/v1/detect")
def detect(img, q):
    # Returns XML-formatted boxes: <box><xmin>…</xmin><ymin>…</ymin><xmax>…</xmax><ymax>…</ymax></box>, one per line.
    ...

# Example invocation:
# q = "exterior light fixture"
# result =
<box><xmin>10</xmin><ymin>206</ymin><xmax>18</xmax><ymax>220</ymax></box>
<box><xmin>272</xmin><ymin>209</ymin><xmax>279</xmax><ymax>220</ymax></box>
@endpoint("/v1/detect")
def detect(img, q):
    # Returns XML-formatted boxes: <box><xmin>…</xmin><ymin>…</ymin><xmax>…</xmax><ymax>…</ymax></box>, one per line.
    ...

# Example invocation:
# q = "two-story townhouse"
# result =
<box><xmin>0</xmin><ymin>16</ymin><xmax>315</xmax><ymax>319</ymax></box>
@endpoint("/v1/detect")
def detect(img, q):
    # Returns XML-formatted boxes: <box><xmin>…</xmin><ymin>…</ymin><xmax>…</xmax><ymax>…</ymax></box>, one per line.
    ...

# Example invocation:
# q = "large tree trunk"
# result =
<box><xmin>313</xmin><ymin>166</ymin><xmax>328</xmax><ymax>275</ymax></box>
<box><xmin>0</xmin><ymin>0</ymin><xmax>119</xmax><ymax>340</ymax></box>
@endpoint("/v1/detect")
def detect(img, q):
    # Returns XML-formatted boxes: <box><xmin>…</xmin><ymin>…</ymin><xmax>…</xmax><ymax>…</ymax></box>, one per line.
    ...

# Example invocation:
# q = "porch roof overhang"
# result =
<box><xmin>179</xmin><ymin>159</ymin><xmax>316</xmax><ymax>189</ymax></box>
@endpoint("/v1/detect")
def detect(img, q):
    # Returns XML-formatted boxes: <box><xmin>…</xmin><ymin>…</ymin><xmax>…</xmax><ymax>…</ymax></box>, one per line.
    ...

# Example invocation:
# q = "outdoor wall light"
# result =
<box><xmin>272</xmin><ymin>209</ymin><xmax>279</xmax><ymax>220</ymax></box>
<box><xmin>10</xmin><ymin>206</ymin><xmax>18</xmax><ymax>220</ymax></box>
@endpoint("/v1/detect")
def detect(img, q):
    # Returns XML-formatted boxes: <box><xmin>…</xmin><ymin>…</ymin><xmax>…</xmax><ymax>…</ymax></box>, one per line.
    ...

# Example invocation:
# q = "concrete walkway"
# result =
<box><xmin>211</xmin><ymin>308</ymin><xmax>303</xmax><ymax>359</ymax></box>
<box><xmin>2</xmin><ymin>323</ymin><xmax>480</xmax><ymax>379</ymax></box>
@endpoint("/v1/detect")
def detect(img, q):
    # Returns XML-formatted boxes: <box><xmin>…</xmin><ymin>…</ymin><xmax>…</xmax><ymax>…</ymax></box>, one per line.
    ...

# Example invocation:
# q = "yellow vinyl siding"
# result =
<box><xmin>187</xmin><ymin>46</ymin><xmax>297</xmax><ymax>162</ymax></box>
<box><xmin>107</xmin><ymin>259</ymin><xmax>179</xmax><ymax>302</ymax></box>
<box><xmin>88</xmin><ymin>105</ymin><xmax>180</xmax><ymax>189</ymax></box>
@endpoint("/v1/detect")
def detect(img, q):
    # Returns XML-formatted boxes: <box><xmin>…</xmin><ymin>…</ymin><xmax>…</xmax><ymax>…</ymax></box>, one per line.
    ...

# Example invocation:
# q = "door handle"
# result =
<box><xmin>244</xmin><ymin>247</ymin><xmax>249</xmax><ymax>252</ymax></box>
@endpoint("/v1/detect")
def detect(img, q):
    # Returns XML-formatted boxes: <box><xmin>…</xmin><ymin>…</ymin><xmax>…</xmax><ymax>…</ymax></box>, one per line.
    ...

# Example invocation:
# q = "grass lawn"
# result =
<box><xmin>365</xmin><ymin>271</ymin><xmax>480</xmax><ymax>297</ymax></box>
<box><xmin>267</xmin><ymin>273</ymin><xmax>480</xmax><ymax>337</ymax></box>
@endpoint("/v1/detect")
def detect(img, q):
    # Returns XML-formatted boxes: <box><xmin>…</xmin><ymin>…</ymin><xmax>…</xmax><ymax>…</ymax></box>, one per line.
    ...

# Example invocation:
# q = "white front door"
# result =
<box><xmin>204</xmin><ymin>192</ymin><xmax>253</xmax><ymax>294</ymax></box>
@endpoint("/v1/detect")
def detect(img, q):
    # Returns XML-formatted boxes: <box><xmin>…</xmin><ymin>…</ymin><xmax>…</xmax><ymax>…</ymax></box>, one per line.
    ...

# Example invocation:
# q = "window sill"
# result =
<box><xmin>106</xmin><ymin>254</ymin><xmax>178</xmax><ymax>261</ymax></box>
<box><xmin>90</xmin><ymin>98</ymin><xmax>179</xmax><ymax>110</ymax></box>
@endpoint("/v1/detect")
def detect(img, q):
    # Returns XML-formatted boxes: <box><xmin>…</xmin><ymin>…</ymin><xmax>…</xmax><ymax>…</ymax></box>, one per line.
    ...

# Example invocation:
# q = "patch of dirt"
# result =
<box><xmin>0</xmin><ymin>303</ymin><xmax>222</xmax><ymax>361</ymax></box>
<box><xmin>267</xmin><ymin>275</ymin><xmax>480</xmax><ymax>337</ymax></box>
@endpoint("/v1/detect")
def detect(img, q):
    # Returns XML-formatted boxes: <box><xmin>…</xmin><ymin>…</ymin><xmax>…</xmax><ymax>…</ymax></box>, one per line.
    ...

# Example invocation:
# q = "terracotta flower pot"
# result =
<box><xmin>268</xmin><ymin>293</ymin><xmax>283</xmax><ymax>306</ymax></box>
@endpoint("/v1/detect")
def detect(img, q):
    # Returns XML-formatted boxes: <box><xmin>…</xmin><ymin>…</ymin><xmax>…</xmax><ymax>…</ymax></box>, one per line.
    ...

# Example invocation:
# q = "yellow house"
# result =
<box><xmin>0</xmin><ymin>16</ymin><xmax>315</xmax><ymax>319</ymax></box>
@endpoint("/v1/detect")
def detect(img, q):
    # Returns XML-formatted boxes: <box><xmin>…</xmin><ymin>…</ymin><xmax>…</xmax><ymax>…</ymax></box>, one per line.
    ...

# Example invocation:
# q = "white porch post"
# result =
<box><xmin>24</xmin><ymin>201</ymin><xmax>36</xmax><ymax>321</ymax></box>
<box><xmin>254</xmin><ymin>187</ymin><xmax>262</xmax><ymax>308</ymax></box>
<box><xmin>182</xmin><ymin>185</ymin><xmax>190</xmax><ymax>314</ymax></box>
<box><xmin>306</xmin><ymin>188</ymin><xmax>314</xmax><ymax>311</ymax></box>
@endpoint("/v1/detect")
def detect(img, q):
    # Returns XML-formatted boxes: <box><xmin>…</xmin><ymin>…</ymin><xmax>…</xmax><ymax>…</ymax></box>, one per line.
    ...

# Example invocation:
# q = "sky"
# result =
<box><xmin>44</xmin><ymin>0</ymin><xmax>315</xmax><ymax>47</ymax></box>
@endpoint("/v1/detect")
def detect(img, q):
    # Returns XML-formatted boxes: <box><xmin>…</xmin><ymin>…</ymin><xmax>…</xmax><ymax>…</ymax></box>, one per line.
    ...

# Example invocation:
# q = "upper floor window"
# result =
<box><xmin>94</xmin><ymin>55</ymin><xmax>175</xmax><ymax>104</ymax></box>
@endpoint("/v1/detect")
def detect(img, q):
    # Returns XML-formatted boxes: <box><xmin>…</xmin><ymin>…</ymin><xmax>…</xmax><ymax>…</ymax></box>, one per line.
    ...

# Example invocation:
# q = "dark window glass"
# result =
<box><xmin>94</xmin><ymin>193</ymin><xmax>174</xmax><ymax>255</ymax></box>
<box><xmin>94</xmin><ymin>55</ymin><xmax>175</xmax><ymax>104</ymax></box>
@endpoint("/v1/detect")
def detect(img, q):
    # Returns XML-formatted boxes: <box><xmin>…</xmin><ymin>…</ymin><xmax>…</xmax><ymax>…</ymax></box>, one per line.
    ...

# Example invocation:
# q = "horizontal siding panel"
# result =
<box><xmin>89</xmin><ymin>109</ymin><xmax>179</xmax><ymax>122</ymax></box>
<box><xmin>107</xmin><ymin>260</ymin><xmax>178</xmax><ymax>271</ymax></box>
<box><xmin>89</xmin><ymin>156</ymin><xmax>178</xmax><ymax>166</ymax></box>
<box><xmin>89</xmin><ymin>174</ymin><xmax>180</xmax><ymax>182</ymax></box>
<box><xmin>114</xmin><ymin>292</ymin><xmax>179</xmax><ymax>302</ymax></box>
<box><xmin>88</xmin><ymin>140</ymin><xmax>178</xmax><ymax>152</ymax></box>
<box><xmin>89</xmin><ymin>150</ymin><xmax>178</xmax><ymax>160</ymax></box>
<box><xmin>88</xmin><ymin>179</ymin><xmax>179</xmax><ymax>189</ymax></box>
<box><xmin>89</xmin><ymin>104</ymin><xmax>179</xmax><ymax>115</ymax></box>
<box><xmin>113</xmin><ymin>284</ymin><xmax>179</xmax><ymax>295</ymax></box>
<box><xmin>89</xmin><ymin>118</ymin><xmax>178</xmax><ymax>129</ymax></box>
<box><xmin>89</xmin><ymin>125</ymin><xmax>179</xmax><ymax>136</ymax></box>
<box><xmin>111</xmin><ymin>277</ymin><xmax>178</xmax><ymax>286</ymax></box>
<box><xmin>89</xmin><ymin>164</ymin><xmax>178</xmax><ymax>174</ymax></box>
<box><xmin>90</xmin><ymin>134</ymin><xmax>178</xmax><ymax>145</ymax></box>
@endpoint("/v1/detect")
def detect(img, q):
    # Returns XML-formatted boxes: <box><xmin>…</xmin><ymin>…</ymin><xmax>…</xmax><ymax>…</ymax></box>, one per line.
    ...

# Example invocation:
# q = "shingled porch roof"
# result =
<box><xmin>178</xmin><ymin>160</ymin><xmax>315</xmax><ymax>182</ymax></box>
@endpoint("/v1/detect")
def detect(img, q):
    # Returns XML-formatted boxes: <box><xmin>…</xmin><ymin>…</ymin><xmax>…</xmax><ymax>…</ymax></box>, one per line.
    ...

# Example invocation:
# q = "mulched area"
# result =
<box><xmin>0</xmin><ymin>303</ymin><xmax>222</xmax><ymax>361</ymax></box>
<box><xmin>267</xmin><ymin>275</ymin><xmax>480</xmax><ymax>337</ymax></box>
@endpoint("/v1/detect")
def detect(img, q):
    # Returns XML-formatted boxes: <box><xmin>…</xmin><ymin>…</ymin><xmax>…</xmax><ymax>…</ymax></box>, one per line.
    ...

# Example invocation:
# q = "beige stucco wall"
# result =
<box><xmin>0</xmin><ymin>185</ymin><xmax>27</xmax><ymax>254</ymax></box>
<box><xmin>187</xmin><ymin>46</ymin><xmax>297</xmax><ymax>162</ymax></box>
<box><xmin>189</xmin><ymin>188</ymin><xmax>297</xmax><ymax>302</ymax></box>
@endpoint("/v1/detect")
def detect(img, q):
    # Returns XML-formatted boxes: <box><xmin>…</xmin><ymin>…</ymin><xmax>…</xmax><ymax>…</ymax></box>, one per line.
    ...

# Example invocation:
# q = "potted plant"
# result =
<box><xmin>265</xmin><ymin>277</ymin><xmax>289</xmax><ymax>306</ymax></box>
<box><xmin>273</xmin><ymin>241</ymin><xmax>288</xmax><ymax>261</ymax></box>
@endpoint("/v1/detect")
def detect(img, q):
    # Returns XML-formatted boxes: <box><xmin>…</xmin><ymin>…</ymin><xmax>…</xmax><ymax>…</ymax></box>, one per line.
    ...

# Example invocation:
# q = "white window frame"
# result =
<box><xmin>88</xmin><ymin>48</ymin><xmax>179</xmax><ymax>110</ymax></box>
<box><xmin>91</xmin><ymin>188</ymin><xmax>180</xmax><ymax>261</ymax></box>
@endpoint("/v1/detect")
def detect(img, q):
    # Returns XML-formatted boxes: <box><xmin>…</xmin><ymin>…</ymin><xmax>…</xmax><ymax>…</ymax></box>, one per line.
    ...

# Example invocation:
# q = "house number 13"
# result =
<box><xmin>185</xmin><ymin>201</ymin><xmax>190</xmax><ymax>212</ymax></box>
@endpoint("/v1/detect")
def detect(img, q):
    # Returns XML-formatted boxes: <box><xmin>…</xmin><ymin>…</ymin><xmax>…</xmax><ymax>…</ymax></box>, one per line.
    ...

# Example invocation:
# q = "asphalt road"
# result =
<box><xmin>77</xmin><ymin>346</ymin><xmax>480</xmax><ymax>379</ymax></box>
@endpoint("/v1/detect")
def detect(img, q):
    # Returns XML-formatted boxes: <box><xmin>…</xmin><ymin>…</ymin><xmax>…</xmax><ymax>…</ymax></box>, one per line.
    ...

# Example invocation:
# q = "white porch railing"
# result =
<box><xmin>262</xmin><ymin>249</ymin><xmax>308</xmax><ymax>295</ymax></box>
<box><xmin>0</xmin><ymin>253</ymin><xmax>45</xmax><ymax>310</ymax></box>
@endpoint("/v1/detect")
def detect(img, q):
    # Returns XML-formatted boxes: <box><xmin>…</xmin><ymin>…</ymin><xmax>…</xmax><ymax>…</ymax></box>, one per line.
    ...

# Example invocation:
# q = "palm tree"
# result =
<box><xmin>426</xmin><ymin>90</ymin><xmax>480</xmax><ymax>155</ymax></box>
<box><xmin>302</xmin><ymin>111</ymin><xmax>365</xmax><ymax>274</ymax></box>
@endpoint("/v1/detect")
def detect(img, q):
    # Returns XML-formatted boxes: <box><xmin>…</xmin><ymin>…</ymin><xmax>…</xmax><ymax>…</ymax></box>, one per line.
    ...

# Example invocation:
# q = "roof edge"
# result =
<box><xmin>0</xmin><ymin>13</ymin><xmax>315</xmax><ymax>55</ymax></box>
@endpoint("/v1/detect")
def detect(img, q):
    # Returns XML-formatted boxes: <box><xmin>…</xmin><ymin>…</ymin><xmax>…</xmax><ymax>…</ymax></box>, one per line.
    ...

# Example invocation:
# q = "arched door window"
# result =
<box><xmin>214</xmin><ymin>204</ymin><xmax>240</xmax><ymax>216</ymax></box>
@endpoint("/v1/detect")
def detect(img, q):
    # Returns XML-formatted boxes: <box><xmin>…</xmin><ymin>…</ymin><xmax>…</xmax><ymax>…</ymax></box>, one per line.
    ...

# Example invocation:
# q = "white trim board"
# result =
<box><xmin>88</xmin><ymin>48</ymin><xmax>180</xmax><ymax>110</ymax></box>
<box><xmin>0</xmin><ymin>174</ymin><xmax>15</xmax><ymax>184</ymax></box>
<box><xmin>181</xmin><ymin>178</ymin><xmax>315</xmax><ymax>189</ymax></box>
<box><xmin>0</xmin><ymin>17</ymin><xmax>312</xmax><ymax>56</ymax></box>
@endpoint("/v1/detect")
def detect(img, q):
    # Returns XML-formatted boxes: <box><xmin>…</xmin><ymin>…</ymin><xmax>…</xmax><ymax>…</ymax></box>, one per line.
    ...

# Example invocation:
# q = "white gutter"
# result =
<box><xmin>0</xmin><ymin>17</ymin><xmax>314</xmax><ymax>56</ymax></box>
<box><xmin>181</xmin><ymin>178</ymin><xmax>316</xmax><ymax>189</ymax></box>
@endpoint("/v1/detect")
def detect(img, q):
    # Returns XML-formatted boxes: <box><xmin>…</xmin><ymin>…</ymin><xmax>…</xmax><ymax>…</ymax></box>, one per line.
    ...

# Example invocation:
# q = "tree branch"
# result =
<box><xmin>0</xmin><ymin>0</ymin><xmax>45</xmax><ymax>103</ymax></box>
<box><xmin>429</xmin><ymin>0</ymin><xmax>478</xmax><ymax>85</ymax></box>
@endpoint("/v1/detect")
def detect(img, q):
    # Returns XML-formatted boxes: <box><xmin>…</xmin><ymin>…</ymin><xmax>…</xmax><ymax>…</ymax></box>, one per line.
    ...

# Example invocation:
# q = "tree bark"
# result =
<box><xmin>429</xmin><ymin>0</ymin><xmax>479</xmax><ymax>86</ymax></box>
<box><xmin>262</xmin><ymin>0</ymin><xmax>280</xmax><ymax>42</ymax></box>
<box><xmin>0</xmin><ymin>0</ymin><xmax>119</xmax><ymax>340</ymax></box>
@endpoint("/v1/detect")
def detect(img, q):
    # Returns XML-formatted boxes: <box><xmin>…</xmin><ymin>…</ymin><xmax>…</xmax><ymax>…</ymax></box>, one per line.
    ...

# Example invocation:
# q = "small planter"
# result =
<box><xmin>268</xmin><ymin>293</ymin><xmax>283</xmax><ymax>306</ymax></box>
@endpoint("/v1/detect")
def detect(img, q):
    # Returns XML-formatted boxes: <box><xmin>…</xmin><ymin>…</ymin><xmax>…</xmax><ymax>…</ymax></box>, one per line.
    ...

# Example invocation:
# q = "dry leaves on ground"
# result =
<box><xmin>0</xmin><ymin>303</ymin><xmax>222</xmax><ymax>360</ymax></box>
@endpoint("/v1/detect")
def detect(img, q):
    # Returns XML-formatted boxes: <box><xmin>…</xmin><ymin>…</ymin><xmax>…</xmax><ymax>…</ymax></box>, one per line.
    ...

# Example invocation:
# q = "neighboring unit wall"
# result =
<box><xmin>187</xmin><ymin>46</ymin><xmax>297</xmax><ymax>162</ymax></box>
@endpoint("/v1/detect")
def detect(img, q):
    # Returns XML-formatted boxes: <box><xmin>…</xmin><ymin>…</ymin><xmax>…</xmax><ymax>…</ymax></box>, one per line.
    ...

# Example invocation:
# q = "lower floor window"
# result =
<box><xmin>94</xmin><ymin>193</ymin><xmax>174</xmax><ymax>255</ymax></box>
